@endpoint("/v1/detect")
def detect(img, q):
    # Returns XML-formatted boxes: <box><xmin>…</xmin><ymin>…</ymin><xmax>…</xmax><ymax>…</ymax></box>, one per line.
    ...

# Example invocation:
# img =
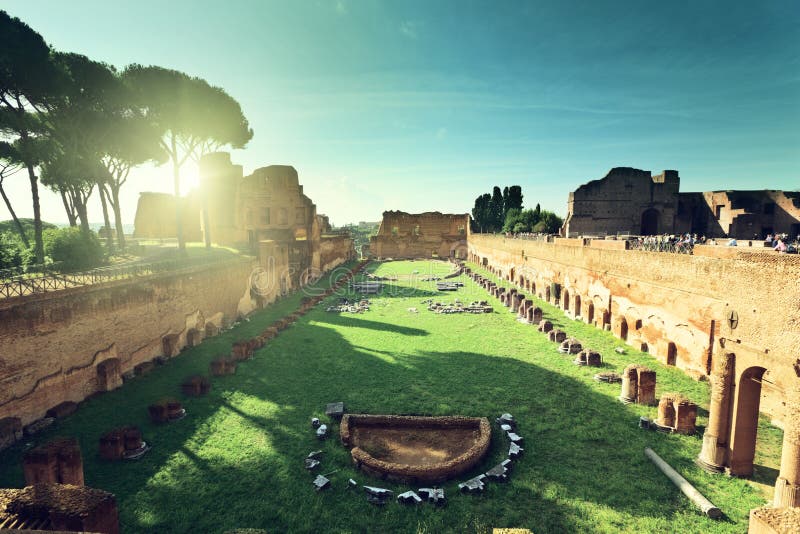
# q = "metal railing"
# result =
<box><xmin>0</xmin><ymin>254</ymin><xmax>239</xmax><ymax>300</ymax></box>
<box><xmin>627</xmin><ymin>238</ymin><xmax>694</xmax><ymax>254</ymax></box>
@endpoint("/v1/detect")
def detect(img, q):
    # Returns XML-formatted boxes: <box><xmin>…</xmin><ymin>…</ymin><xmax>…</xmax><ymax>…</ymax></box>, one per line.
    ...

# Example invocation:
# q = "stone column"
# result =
<box><xmin>697</xmin><ymin>352</ymin><xmax>734</xmax><ymax>472</ymax></box>
<box><xmin>774</xmin><ymin>383</ymin><xmax>800</xmax><ymax>507</ymax></box>
<box><xmin>620</xmin><ymin>364</ymin><xmax>639</xmax><ymax>403</ymax></box>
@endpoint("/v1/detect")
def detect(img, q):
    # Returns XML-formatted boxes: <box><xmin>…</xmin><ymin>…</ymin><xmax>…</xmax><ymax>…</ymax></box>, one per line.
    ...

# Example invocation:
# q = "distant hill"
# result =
<box><xmin>0</xmin><ymin>218</ymin><xmax>58</xmax><ymax>236</ymax></box>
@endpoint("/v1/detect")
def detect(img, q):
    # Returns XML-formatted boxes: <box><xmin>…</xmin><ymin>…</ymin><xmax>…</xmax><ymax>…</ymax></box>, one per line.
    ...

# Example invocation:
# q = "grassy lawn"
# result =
<box><xmin>0</xmin><ymin>260</ymin><xmax>781</xmax><ymax>533</ymax></box>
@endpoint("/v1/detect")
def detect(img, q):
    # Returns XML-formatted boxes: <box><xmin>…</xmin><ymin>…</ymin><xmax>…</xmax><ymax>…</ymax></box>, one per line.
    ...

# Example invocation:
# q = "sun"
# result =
<box><xmin>180</xmin><ymin>160</ymin><xmax>201</xmax><ymax>193</ymax></box>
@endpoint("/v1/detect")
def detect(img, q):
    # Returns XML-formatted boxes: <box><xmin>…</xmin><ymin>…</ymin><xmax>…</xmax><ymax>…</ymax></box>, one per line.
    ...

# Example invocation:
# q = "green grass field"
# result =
<box><xmin>0</xmin><ymin>260</ymin><xmax>782</xmax><ymax>533</ymax></box>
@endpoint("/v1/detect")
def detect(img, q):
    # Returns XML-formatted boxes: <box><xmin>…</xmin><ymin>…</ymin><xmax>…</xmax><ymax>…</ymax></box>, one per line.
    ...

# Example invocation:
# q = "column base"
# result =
<box><xmin>695</xmin><ymin>456</ymin><xmax>725</xmax><ymax>474</ymax></box>
<box><xmin>773</xmin><ymin>477</ymin><xmax>800</xmax><ymax>508</ymax></box>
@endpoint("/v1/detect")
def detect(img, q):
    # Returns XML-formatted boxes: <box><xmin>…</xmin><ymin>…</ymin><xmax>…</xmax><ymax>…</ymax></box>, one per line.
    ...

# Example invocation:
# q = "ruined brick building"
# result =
<box><xmin>562</xmin><ymin>167</ymin><xmax>800</xmax><ymax>238</ymax></box>
<box><xmin>367</xmin><ymin>211</ymin><xmax>470</xmax><ymax>259</ymax></box>
<box><xmin>134</xmin><ymin>152</ymin><xmax>354</xmax><ymax>288</ymax></box>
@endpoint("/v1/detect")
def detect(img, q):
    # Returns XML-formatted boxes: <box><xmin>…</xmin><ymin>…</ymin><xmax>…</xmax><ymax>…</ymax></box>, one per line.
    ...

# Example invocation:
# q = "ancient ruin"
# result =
<box><xmin>469</xmin><ymin>232</ymin><xmax>800</xmax><ymax>516</ymax></box>
<box><xmin>562</xmin><ymin>167</ymin><xmax>800</xmax><ymax>238</ymax></box>
<box><xmin>135</xmin><ymin>152</ymin><xmax>355</xmax><ymax>292</ymax></box>
<box><xmin>368</xmin><ymin>211</ymin><xmax>470</xmax><ymax>259</ymax></box>
<box><xmin>339</xmin><ymin>415</ymin><xmax>491</xmax><ymax>484</ymax></box>
<box><xmin>0</xmin><ymin>484</ymin><xmax>119</xmax><ymax>534</ymax></box>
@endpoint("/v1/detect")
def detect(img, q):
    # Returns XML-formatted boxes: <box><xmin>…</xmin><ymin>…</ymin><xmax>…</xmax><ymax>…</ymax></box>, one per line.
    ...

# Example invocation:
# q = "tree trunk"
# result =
<box><xmin>71</xmin><ymin>186</ymin><xmax>91</xmax><ymax>235</ymax></box>
<box><xmin>98</xmin><ymin>183</ymin><xmax>114</xmax><ymax>252</ymax></box>
<box><xmin>75</xmin><ymin>199</ymin><xmax>90</xmax><ymax>235</ymax></box>
<box><xmin>202</xmin><ymin>182</ymin><xmax>212</xmax><ymax>249</ymax></box>
<box><xmin>60</xmin><ymin>190</ymin><xmax>77</xmax><ymax>226</ymax></box>
<box><xmin>171</xmin><ymin>134</ymin><xmax>186</xmax><ymax>253</ymax></box>
<box><xmin>26</xmin><ymin>164</ymin><xmax>44</xmax><ymax>263</ymax></box>
<box><xmin>0</xmin><ymin>181</ymin><xmax>31</xmax><ymax>247</ymax></box>
<box><xmin>109</xmin><ymin>185</ymin><xmax>125</xmax><ymax>250</ymax></box>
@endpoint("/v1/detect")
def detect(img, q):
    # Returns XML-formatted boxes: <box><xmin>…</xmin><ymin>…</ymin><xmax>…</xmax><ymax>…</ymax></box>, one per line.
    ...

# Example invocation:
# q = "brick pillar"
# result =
<box><xmin>774</xmin><ymin>384</ymin><xmax>800</xmax><ymax>507</ymax></box>
<box><xmin>636</xmin><ymin>368</ymin><xmax>657</xmax><ymax>406</ymax></box>
<box><xmin>697</xmin><ymin>352</ymin><xmax>734</xmax><ymax>472</ymax></box>
<box><xmin>673</xmin><ymin>398</ymin><xmax>698</xmax><ymax>435</ymax></box>
<box><xmin>23</xmin><ymin>438</ymin><xmax>84</xmax><ymax>486</ymax></box>
<box><xmin>657</xmin><ymin>395</ymin><xmax>676</xmax><ymax>428</ymax></box>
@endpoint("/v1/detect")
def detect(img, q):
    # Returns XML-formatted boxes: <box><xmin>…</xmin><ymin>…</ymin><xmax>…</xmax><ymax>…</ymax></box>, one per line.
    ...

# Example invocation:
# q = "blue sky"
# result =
<box><xmin>2</xmin><ymin>0</ymin><xmax>798</xmax><ymax>225</ymax></box>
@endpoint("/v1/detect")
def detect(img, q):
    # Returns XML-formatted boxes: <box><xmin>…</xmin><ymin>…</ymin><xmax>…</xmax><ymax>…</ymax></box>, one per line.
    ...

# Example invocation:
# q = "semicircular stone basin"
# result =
<box><xmin>340</xmin><ymin>414</ymin><xmax>491</xmax><ymax>484</ymax></box>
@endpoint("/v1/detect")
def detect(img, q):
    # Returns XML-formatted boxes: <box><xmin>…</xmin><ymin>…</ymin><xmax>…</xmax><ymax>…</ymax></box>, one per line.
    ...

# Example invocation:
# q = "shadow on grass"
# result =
<box><xmin>0</xmin><ymin>261</ymin><xmax>767</xmax><ymax>533</ymax></box>
<box><xmin>313</xmin><ymin>312</ymin><xmax>429</xmax><ymax>337</ymax></box>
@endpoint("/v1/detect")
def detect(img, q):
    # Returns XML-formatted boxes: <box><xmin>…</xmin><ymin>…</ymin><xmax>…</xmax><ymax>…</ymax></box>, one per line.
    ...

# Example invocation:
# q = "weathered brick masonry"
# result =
<box><xmin>468</xmin><ymin>234</ymin><xmax>800</xmax><ymax>423</ymax></box>
<box><xmin>0</xmin><ymin>259</ymin><xmax>257</xmax><ymax>426</ymax></box>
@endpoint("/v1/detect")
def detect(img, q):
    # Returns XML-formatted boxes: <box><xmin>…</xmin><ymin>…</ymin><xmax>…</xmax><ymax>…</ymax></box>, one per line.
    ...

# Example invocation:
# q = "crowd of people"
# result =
<box><xmin>503</xmin><ymin>230</ymin><xmax>799</xmax><ymax>255</ymax></box>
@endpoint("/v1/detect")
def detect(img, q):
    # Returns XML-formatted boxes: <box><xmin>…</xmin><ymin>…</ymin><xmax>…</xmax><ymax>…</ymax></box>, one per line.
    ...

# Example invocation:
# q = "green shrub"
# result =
<box><xmin>0</xmin><ymin>232</ymin><xmax>24</xmax><ymax>270</ymax></box>
<box><xmin>43</xmin><ymin>227</ymin><xmax>104</xmax><ymax>271</ymax></box>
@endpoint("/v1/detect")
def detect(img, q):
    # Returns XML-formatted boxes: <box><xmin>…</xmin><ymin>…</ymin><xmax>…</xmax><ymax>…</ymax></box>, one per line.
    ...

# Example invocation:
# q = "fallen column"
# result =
<box><xmin>644</xmin><ymin>447</ymin><xmax>722</xmax><ymax>519</ymax></box>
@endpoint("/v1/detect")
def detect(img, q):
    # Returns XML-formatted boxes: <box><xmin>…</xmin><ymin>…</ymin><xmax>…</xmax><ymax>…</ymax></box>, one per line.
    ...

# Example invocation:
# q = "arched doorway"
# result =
<box><xmin>666</xmin><ymin>342</ymin><xmax>677</xmax><ymax>366</ymax></box>
<box><xmin>545</xmin><ymin>286</ymin><xmax>551</xmax><ymax>302</ymax></box>
<box><xmin>619</xmin><ymin>318</ymin><xmax>628</xmax><ymax>341</ymax></box>
<box><xmin>587</xmin><ymin>302</ymin><xmax>595</xmax><ymax>324</ymax></box>
<box><xmin>640</xmin><ymin>208</ymin><xmax>660</xmax><ymax>235</ymax></box>
<box><xmin>728</xmin><ymin>366</ymin><xmax>767</xmax><ymax>476</ymax></box>
<box><xmin>562</xmin><ymin>289</ymin><xmax>570</xmax><ymax>313</ymax></box>
<box><xmin>574</xmin><ymin>295</ymin><xmax>582</xmax><ymax>318</ymax></box>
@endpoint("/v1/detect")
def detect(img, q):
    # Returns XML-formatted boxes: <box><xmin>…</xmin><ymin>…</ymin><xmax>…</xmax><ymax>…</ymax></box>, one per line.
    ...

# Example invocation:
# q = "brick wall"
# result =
<box><xmin>0</xmin><ymin>259</ymin><xmax>257</xmax><ymax>426</ymax></box>
<box><xmin>468</xmin><ymin>234</ymin><xmax>800</xmax><ymax>422</ymax></box>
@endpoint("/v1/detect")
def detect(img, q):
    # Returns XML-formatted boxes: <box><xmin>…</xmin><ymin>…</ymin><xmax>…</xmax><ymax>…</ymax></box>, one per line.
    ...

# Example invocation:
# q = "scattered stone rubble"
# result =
<box><xmin>326</xmin><ymin>299</ymin><xmax>371</xmax><ymax>313</ymax></box>
<box><xmin>459</xmin><ymin>413</ymin><xmax>524</xmax><ymax>495</ymax></box>
<box><xmin>574</xmin><ymin>349</ymin><xmax>602</xmax><ymax>367</ymax></box>
<box><xmin>425</xmin><ymin>299</ymin><xmax>493</xmax><ymax>314</ymax></box>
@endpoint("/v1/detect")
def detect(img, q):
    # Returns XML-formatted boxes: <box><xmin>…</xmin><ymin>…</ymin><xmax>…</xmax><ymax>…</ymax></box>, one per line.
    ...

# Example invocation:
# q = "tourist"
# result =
<box><xmin>774</xmin><ymin>238</ymin><xmax>787</xmax><ymax>253</ymax></box>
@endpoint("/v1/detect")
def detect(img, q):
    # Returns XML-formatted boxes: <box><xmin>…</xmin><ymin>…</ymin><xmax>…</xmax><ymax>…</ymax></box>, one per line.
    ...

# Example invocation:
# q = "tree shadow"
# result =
<box><xmin>312</xmin><ymin>313</ymin><xmax>429</xmax><ymax>336</ymax></box>
<box><xmin>0</xmin><ymin>263</ymin><xmax>764</xmax><ymax>533</ymax></box>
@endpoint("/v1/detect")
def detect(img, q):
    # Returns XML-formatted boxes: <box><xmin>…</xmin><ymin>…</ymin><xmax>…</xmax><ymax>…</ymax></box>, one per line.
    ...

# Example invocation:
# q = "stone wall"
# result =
<box><xmin>468</xmin><ymin>234</ymin><xmax>800</xmax><ymax>423</ymax></box>
<box><xmin>563</xmin><ymin>167</ymin><xmax>680</xmax><ymax>237</ymax></box>
<box><xmin>370</xmin><ymin>211</ymin><xmax>470</xmax><ymax>259</ymax></box>
<box><xmin>318</xmin><ymin>235</ymin><xmax>355</xmax><ymax>273</ymax></box>
<box><xmin>562</xmin><ymin>167</ymin><xmax>800</xmax><ymax>239</ymax></box>
<box><xmin>0</xmin><ymin>258</ymin><xmax>258</xmax><ymax>427</ymax></box>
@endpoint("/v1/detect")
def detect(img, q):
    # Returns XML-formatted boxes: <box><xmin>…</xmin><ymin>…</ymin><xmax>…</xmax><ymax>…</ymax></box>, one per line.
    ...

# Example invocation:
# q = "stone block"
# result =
<box><xmin>181</xmin><ymin>375</ymin><xmax>211</xmax><ymax>396</ymax></box>
<box><xmin>24</xmin><ymin>417</ymin><xmax>54</xmax><ymax>436</ymax></box>
<box><xmin>204</xmin><ymin>322</ymin><xmax>220</xmax><ymax>337</ymax></box>
<box><xmin>210</xmin><ymin>357</ymin><xmax>237</xmax><ymax>376</ymax></box>
<box><xmin>749</xmin><ymin>506</ymin><xmax>800</xmax><ymax>534</ymax></box>
<box><xmin>162</xmin><ymin>333</ymin><xmax>181</xmax><ymax>358</ymax></box>
<box><xmin>134</xmin><ymin>361</ymin><xmax>155</xmax><ymax>376</ymax></box>
<box><xmin>636</xmin><ymin>369</ymin><xmax>657</xmax><ymax>406</ymax></box>
<box><xmin>325</xmin><ymin>402</ymin><xmax>345</xmax><ymax>419</ymax></box>
<box><xmin>673</xmin><ymin>398</ymin><xmax>698</xmax><ymax>435</ymax></box>
<box><xmin>23</xmin><ymin>437</ymin><xmax>84</xmax><ymax>486</ymax></box>
<box><xmin>0</xmin><ymin>417</ymin><xmax>22</xmax><ymax>451</ymax></box>
<box><xmin>4</xmin><ymin>484</ymin><xmax>119</xmax><ymax>534</ymax></box>
<box><xmin>99</xmin><ymin>430</ymin><xmax>124</xmax><ymax>461</ymax></box>
<box><xmin>538</xmin><ymin>320</ymin><xmax>553</xmax><ymax>333</ymax></box>
<box><xmin>46</xmin><ymin>401</ymin><xmax>78</xmax><ymax>420</ymax></box>
<box><xmin>657</xmin><ymin>394</ymin><xmax>677</xmax><ymax>428</ymax></box>
<box><xmin>186</xmin><ymin>327</ymin><xmax>204</xmax><ymax>347</ymax></box>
